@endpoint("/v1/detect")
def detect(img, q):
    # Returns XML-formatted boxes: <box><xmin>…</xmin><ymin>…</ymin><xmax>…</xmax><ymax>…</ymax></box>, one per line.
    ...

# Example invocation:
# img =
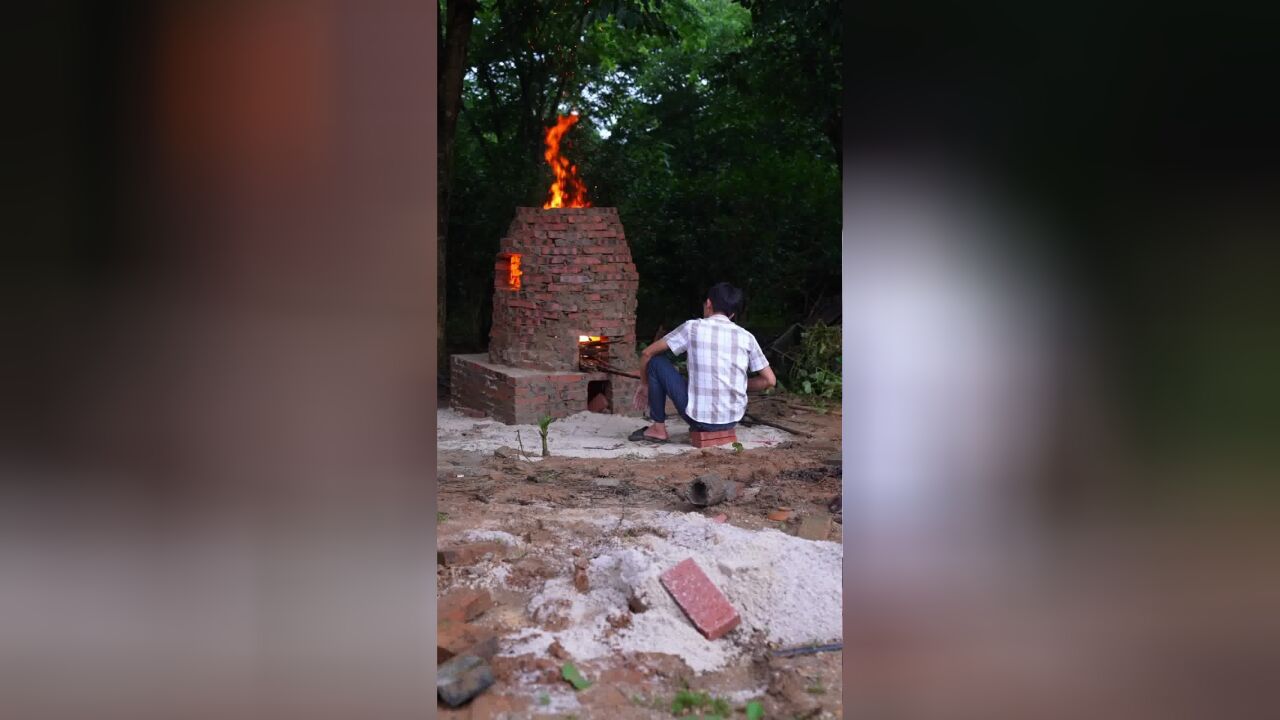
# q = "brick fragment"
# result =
<box><xmin>437</xmin><ymin>542</ymin><xmax>506</xmax><ymax>567</ymax></box>
<box><xmin>659</xmin><ymin>558</ymin><xmax>740</xmax><ymax>640</ymax></box>
<box><xmin>437</xmin><ymin>620</ymin><xmax>498</xmax><ymax>664</ymax></box>
<box><xmin>439</xmin><ymin>588</ymin><xmax>493</xmax><ymax>623</ymax></box>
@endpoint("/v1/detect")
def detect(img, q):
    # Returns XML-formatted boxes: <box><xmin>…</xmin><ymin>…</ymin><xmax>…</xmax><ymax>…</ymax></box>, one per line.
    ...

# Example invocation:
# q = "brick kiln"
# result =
<box><xmin>450</xmin><ymin>207</ymin><xmax>643</xmax><ymax>424</ymax></box>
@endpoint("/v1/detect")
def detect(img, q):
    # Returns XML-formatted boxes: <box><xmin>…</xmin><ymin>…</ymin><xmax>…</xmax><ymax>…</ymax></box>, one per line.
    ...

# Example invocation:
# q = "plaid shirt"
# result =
<box><xmin>663</xmin><ymin>314</ymin><xmax>770</xmax><ymax>425</ymax></box>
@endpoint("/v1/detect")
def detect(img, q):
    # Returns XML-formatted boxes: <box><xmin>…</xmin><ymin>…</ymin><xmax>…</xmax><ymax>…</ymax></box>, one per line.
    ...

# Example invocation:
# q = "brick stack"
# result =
<box><xmin>451</xmin><ymin>207</ymin><xmax>643</xmax><ymax>425</ymax></box>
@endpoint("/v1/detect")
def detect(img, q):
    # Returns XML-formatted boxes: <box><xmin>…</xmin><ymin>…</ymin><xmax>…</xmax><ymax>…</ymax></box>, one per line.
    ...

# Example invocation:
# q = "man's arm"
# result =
<box><xmin>638</xmin><ymin>337</ymin><xmax>670</xmax><ymax>382</ymax></box>
<box><xmin>747</xmin><ymin>365</ymin><xmax>776</xmax><ymax>393</ymax></box>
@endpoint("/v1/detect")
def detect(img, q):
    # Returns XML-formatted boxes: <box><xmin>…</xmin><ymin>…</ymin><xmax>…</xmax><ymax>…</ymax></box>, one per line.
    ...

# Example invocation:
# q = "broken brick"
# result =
<box><xmin>439</xmin><ymin>588</ymin><xmax>493</xmax><ymax>623</ymax></box>
<box><xmin>437</xmin><ymin>542</ymin><xmax>506</xmax><ymax>567</ymax></box>
<box><xmin>437</xmin><ymin>620</ymin><xmax>498</xmax><ymax>665</ymax></box>
<box><xmin>660</xmin><ymin>558</ymin><xmax>741</xmax><ymax>640</ymax></box>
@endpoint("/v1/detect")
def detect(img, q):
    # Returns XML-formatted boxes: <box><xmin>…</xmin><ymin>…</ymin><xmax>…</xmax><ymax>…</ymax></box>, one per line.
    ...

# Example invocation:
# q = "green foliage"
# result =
<box><xmin>731</xmin><ymin>441</ymin><xmax>744</xmax><ymax>454</ymax></box>
<box><xmin>670</xmin><ymin>689</ymin><xmax>731</xmax><ymax>717</ymax></box>
<box><xmin>561</xmin><ymin>662</ymin><xmax>591</xmax><ymax>690</ymax></box>
<box><xmin>745</xmin><ymin>700</ymin><xmax>764</xmax><ymax>719</ymax></box>
<box><xmin>787</xmin><ymin>322</ymin><xmax>841</xmax><ymax>399</ymax></box>
<box><xmin>436</xmin><ymin>511</ymin><xmax>449</xmax><ymax>523</ymax></box>
<box><xmin>445</xmin><ymin>0</ymin><xmax>841</xmax><ymax>350</ymax></box>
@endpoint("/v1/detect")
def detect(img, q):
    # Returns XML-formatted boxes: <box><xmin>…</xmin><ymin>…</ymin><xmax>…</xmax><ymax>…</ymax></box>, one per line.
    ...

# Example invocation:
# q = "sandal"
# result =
<box><xmin>628</xmin><ymin>427</ymin><xmax>669</xmax><ymax>444</ymax></box>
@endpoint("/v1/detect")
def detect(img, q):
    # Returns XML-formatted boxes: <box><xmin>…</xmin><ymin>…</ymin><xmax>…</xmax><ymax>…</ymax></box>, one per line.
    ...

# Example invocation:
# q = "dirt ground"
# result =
<box><xmin>438</xmin><ymin>394</ymin><xmax>844</xmax><ymax>719</ymax></box>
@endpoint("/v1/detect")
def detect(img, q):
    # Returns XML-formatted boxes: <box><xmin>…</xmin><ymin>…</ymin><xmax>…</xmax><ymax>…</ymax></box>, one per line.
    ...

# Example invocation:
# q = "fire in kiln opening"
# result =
<box><xmin>578</xmin><ymin>335</ymin><xmax>610</xmax><ymax>371</ymax></box>
<box><xmin>507</xmin><ymin>254</ymin><xmax>522</xmax><ymax>289</ymax></box>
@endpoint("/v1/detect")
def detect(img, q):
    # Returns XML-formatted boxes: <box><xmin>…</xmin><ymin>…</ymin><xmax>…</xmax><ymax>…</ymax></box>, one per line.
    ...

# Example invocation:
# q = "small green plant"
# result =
<box><xmin>731</xmin><ymin>441</ymin><xmax>744</xmax><ymax>454</ymax></box>
<box><xmin>670</xmin><ymin>689</ymin><xmax>731</xmax><ymax>717</ymax></box>
<box><xmin>537</xmin><ymin>693</ymin><xmax>550</xmax><ymax>706</ymax></box>
<box><xmin>538</xmin><ymin>415</ymin><xmax>556</xmax><ymax>457</ymax></box>
<box><xmin>436</xmin><ymin>511</ymin><xmax>448</xmax><ymax>523</ymax></box>
<box><xmin>805</xmin><ymin>681</ymin><xmax>826</xmax><ymax>695</ymax></box>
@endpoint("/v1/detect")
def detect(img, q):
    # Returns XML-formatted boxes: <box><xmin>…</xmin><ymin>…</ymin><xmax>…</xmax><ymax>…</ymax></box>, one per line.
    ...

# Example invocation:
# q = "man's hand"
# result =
<box><xmin>747</xmin><ymin>366</ymin><xmax>777</xmax><ymax>393</ymax></box>
<box><xmin>633</xmin><ymin>384</ymin><xmax>648</xmax><ymax>412</ymax></box>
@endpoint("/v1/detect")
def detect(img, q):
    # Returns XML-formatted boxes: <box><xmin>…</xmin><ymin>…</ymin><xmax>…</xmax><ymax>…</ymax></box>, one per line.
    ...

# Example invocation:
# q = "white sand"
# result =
<box><xmin>436</xmin><ymin>408</ymin><xmax>788</xmax><ymax>459</ymax></box>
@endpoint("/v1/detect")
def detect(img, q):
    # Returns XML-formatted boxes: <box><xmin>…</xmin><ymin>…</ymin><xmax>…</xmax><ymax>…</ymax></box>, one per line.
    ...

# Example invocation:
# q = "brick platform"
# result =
<box><xmin>451</xmin><ymin>354</ymin><xmax>640</xmax><ymax>426</ymax></box>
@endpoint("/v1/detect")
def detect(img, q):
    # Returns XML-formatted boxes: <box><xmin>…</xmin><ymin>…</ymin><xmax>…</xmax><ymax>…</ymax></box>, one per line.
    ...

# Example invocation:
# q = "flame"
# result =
<box><xmin>542</xmin><ymin>114</ymin><xmax>591</xmax><ymax>209</ymax></box>
<box><xmin>578</xmin><ymin>335</ymin><xmax>604</xmax><ymax>343</ymax></box>
<box><xmin>508</xmin><ymin>254</ymin><xmax>522</xmax><ymax>289</ymax></box>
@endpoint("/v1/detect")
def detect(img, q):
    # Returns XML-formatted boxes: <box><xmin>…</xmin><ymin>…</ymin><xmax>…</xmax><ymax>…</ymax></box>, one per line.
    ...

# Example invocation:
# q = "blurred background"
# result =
<box><xmin>841</xmin><ymin>1</ymin><xmax>1280</xmax><ymax>718</ymax></box>
<box><xmin>1</xmin><ymin>0</ymin><xmax>1277</xmax><ymax>718</ymax></box>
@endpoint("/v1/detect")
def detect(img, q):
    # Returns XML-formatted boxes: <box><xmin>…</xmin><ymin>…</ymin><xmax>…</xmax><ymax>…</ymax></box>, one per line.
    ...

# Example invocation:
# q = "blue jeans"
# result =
<box><xmin>647</xmin><ymin>355</ymin><xmax>737</xmax><ymax>431</ymax></box>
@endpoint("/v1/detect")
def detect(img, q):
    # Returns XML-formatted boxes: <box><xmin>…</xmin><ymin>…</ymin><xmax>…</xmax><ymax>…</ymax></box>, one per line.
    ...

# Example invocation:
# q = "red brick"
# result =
<box><xmin>660</xmin><ymin>558</ymin><xmax>740</xmax><ymax>640</ymax></box>
<box><xmin>691</xmin><ymin>429</ymin><xmax>737</xmax><ymax>448</ymax></box>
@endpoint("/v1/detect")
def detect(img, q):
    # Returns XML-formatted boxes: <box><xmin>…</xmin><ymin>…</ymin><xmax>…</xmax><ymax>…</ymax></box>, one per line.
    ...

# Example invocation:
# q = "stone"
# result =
<box><xmin>796</xmin><ymin>513</ymin><xmax>831</xmax><ymax>541</ymax></box>
<box><xmin>767</xmin><ymin>509</ymin><xmax>794</xmax><ymax>522</ymax></box>
<box><xmin>659</xmin><ymin>558</ymin><xmax>741</xmax><ymax>640</ymax></box>
<box><xmin>573</xmin><ymin>560</ymin><xmax>590</xmax><ymax>593</ymax></box>
<box><xmin>593</xmin><ymin>478</ymin><xmax>623</xmax><ymax>489</ymax></box>
<box><xmin>437</xmin><ymin>653</ymin><xmax>495</xmax><ymax>708</ymax></box>
<box><xmin>627</xmin><ymin>591</ymin><xmax>649</xmax><ymax>614</ymax></box>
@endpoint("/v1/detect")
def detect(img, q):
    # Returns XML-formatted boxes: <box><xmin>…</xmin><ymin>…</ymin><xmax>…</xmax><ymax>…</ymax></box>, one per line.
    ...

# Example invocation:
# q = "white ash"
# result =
<box><xmin>724</xmin><ymin>686</ymin><xmax>769</xmax><ymax>704</ymax></box>
<box><xmin>495</xmin><ymin>510</ymin><xmax>842</xmax><ymax>674</ymax></box>
<box><xmin>436</xmin><ymin>408</ymin><xmax>788</xmax><ymax>459</ymax></box>
<box><xmin>527</xmin><ymin>689</ymin><xmax>581</xmax><ymax>715</ymax></box>
<box><xmin>458</xmin><ymin>529</ymin><xmax>525</xmax><ymax>547</ymax></box>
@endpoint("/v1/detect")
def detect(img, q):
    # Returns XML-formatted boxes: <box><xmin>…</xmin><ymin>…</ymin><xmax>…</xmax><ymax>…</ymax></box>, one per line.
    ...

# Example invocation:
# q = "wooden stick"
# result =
<box><xmin>771</xmin><ymin>642</ymin><xmax>842</xmax><ymax>658</ymax></box>
<box><xmin>742</xmin><ymin>412</ymin><xmax>814</xmax><ymax>438</ymax></box>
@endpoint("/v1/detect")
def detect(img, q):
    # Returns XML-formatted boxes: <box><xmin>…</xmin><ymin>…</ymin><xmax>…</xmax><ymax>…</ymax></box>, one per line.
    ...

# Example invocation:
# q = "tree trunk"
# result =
<box><xmin>438</xmin><ymin>0</ymin><xmax>478</xmax><ymax>380</ymax></box>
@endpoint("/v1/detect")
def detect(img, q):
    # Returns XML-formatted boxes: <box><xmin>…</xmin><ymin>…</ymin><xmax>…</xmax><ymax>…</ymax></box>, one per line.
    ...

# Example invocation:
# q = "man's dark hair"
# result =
<box><xmin>707</xmin><ymin>282</ymin><xmax>744</xmax><ymax>318</ymax></box>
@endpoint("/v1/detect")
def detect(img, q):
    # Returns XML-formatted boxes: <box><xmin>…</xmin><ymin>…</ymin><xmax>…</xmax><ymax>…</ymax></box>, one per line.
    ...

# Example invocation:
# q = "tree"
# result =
<box><xmin>439</xmin><ymin>0</ymin><xmax>479</xmax><ymax>378</ymax></box>
<box><xmin>445</xmin><ymin>0</ymin><xmax>841</xmax><ymax>349</ymax></box>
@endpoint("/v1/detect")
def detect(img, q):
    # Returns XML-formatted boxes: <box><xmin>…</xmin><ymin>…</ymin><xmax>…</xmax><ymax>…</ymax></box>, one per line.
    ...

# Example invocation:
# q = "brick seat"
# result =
<box><xmin>689</xmin><ymin>428</ymin><xmax>737</xmax><ymax>448</ymax></box>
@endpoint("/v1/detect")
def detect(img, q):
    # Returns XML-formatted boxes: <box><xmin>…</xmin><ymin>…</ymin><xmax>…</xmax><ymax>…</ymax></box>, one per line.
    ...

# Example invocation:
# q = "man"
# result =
<box><xmin>629</xmin><ymin>282</ymin><xmax>776</xmax><ymax>443</ymax></box>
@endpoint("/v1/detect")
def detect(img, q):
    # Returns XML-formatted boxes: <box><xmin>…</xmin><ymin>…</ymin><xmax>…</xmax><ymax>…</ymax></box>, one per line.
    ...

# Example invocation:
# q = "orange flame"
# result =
<box><xmin>508</xmin><ymin>254</ymin><xmax>523</xmax><ymax>289</ymax></box>
<box><xmin>542</xmin><ymin>114</ymin><xmax>591</xmax><ymax>209</ymax></box>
